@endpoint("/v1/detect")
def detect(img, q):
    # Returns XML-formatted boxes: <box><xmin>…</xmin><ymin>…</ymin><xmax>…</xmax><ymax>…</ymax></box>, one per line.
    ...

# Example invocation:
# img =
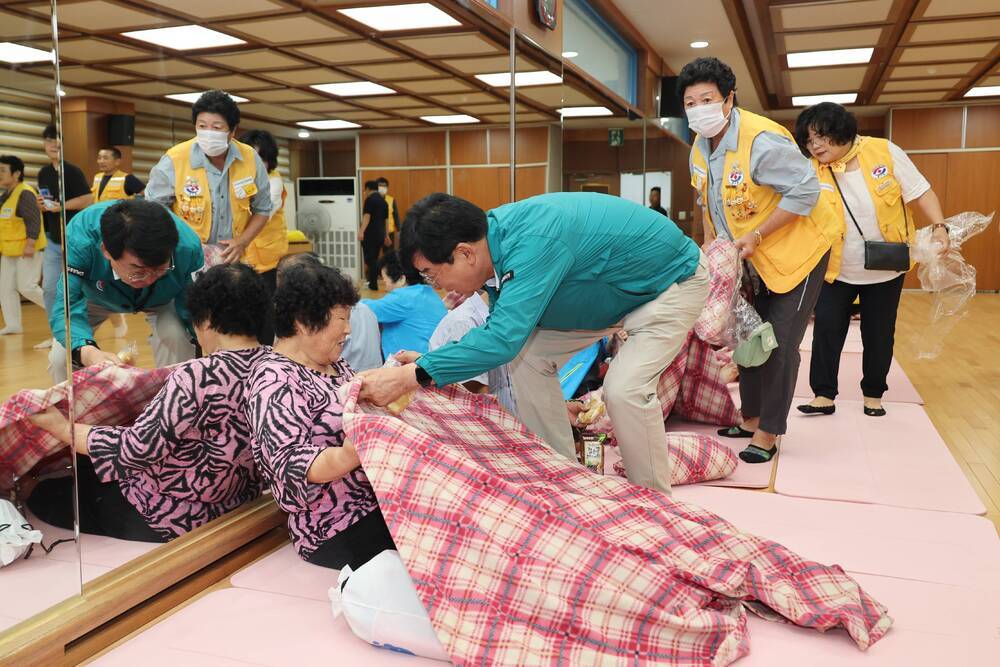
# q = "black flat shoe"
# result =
<box><xmin>863</xmin><ymin>406</ymin><xmax>886</xmax><ymax>417</ymax></box>
<box><xmin>739</xmin><ymin>444</ymin><xmax>777</xmax><ymax>464</ymax></box>
<box><xmin>796</xmin><ymin>403</ymin><xmax>836</xmax><ymax>415</ymax></box>
<box><xmin>718</xmin><ymin>425</ymin><xmax>755</xmax><ymax>438</ymax></box>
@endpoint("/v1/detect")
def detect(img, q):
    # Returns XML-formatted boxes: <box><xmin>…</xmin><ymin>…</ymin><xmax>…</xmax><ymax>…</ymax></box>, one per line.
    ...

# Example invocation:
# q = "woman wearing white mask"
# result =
<box><xmin>146</xmin><ymin>90</ymin><xmax>273</xmax><ymax>267</ymax></box>
<box><xmin>681</xmin><ymin>57</ymin><xmax>839</xmax><ymax>464</ymax></box>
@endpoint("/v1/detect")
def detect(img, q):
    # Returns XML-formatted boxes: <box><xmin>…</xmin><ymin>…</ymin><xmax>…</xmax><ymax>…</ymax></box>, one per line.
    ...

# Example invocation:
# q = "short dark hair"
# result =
<box><xmin>677</xmin><ymin>57</ymin><xmax>737</xmax><ymax>101</ymax></box>
<box><xmin>377</xmin><ymin>249</ymin><xmax>423</xmax><ymax>285</ymax></box>
<box><xmin>364</xmin><ymin>180</ymin><xmax>379</xmax><ymax>192</ymax></box>
<box><xmin>42</xmin><ymin>124</ymin><xmax>57</xmax><ymax>140</ymax></box>
<box><xmin>100</xmin><ymin>200</ymin><xmax>179</xmax><ymax>267</ymax></box>
<box><xmin>100</xmin><ymin>147</ymin><xmax>122</xmax><ymax>160</ymax></box>
<box><xmin>0</xmin><ymin>155</ymin><xmax>25</xmax><ymax>182</ymax></box>
<box><xmin>273</xmin><ymin>262</ymin><xmax>359</xmax><ymax>338</ymax></box>
<box><xmin>794</xmin><ymin>102</ymin><xmax>858</xmax><ymax>156</ymax></box>
<box><xmin>191</xmin><ymin>90</ymin><xmax>240</xmax><ymax>130</ymax></box>
<box><xmin>650</xmin><ymin>186</ymin><xmax>661</xmax><ymax>193</ymax></box>
<box><xmin>240</xmin><ymin>129</ymin><xmax>279</xmax><ymax>172</ymax></box>
<box><xmin>187</xmin><ymin>263</ymin><xmax>269</xmax><ymax>337</ymax></box>
<box><xmin>399</xmin><ymin>193</ymin><xmax>487</xmax><ymax>269</ymax></box>
<box><xmin>376</xmin><ymin>177</ymin><xmax>389</xmax><ymax>186</ymax></box>
<box><xmin>276</xmin><ymin>252</ymin><xmax>322</xmax><ymax>285</ymax></box>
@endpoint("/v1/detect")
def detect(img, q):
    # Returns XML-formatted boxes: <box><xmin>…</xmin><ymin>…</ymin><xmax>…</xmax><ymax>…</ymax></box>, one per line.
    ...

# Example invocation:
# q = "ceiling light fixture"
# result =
<box><xmin>165</xmin><ymin>92</ymin><xmax>248</xmax><ymax>103</ymax></box>
<box><xmin>311</xmin><ymin>81</ymin><xmax>396</xmax><ymax>97</ymax></box>
<box><xmin>338</xmin><ymin>3</ymin><xmax>460</xmax><ymax>31</ymax></box>
<box><xmin>562</xmin><ymin>51</ymin><xmax>579</xmax><ymax>58</ymax></box>
<box><xmin>965</xmin><ymin>85</ymin><xmax>1000</xmax><ymax>98</ymax></box>
<box><xmin>557</xmin><ymin>106</ymin><xmax>613</xmax><ymax>118</ymax></box>
<box><xmin>421</xmin><ymin>114</ymin><xmax>479</xmax><ymax>124</ymax></box>
<box><xmin>0</xmin><ymin>42</ymin><xmax>54</xmax><ymax>64</ymax></box>
<box><xmin>58</xmin><ymin>89</ymin><xmax>66</xmax><ymax>97</ymax></box>
<box><xmin>122</xmin><ymin>26</ymin><xmax>245</xmax><ymax>50</ymax></box>
<box><xmin>787</xmin><ymin>47</ymin><xmax>873</xmax><ymax>68</ymax></box>
<box><xmin>476</xmin><ymin>71</ymin><xmax>563</xmax><ymax>87</ymax></box>
<box><xmin>690</xmin><ymin>41</ymin><xmax>709</xmax><ymax>49</ymax></box>
<box><xmin>791</xmin><ymin>92</ymin><xmax>858</xmax><ymax>106</ymax></box>
<box><xmin>297</xmin><ymin>119</ymin><xmax>362</xmax><ymax>130</ymax></box>
<box><xmin>297</xmin><ymin>129</ymin><xmax>311</xmax><ymax>138</ymax></box>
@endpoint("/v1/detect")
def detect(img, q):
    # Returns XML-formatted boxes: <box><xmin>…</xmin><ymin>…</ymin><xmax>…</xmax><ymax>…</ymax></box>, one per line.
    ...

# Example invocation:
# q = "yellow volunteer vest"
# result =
<box><xmin>690</xmin><ymin>109</ymin><xmax>838</xmax><ymax>294</ymax></box>
<box><xmin>385</xmin><ymin>193</ymin><xmax>397</xmax><ymax>234</ymax></box>
<box><xmin>0</xmin><ymin>182</ymin><xmax>46</xmax><ymax>256</ymax></box>
<box><xmin>813</xmin><ymin>136</ymin><xmax>916</xmax><ymax>280</ymax></box>
<box><xmin>242</xmin><ymin>169</ymin><xmax>289</xmax><ymax>273</ymax></box>
<box><xmin>91</xmin><ymin>170</ymin><xmax>134</xmax><ymax>202</ymax></box>
<box><xmin>168</xmin><ymin>138</ymin><xmax>282</xmax><ymax>272</ymax></box>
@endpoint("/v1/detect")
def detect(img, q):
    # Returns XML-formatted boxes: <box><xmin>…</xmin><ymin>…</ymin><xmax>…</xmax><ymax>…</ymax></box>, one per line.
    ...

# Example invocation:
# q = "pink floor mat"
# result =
<box><xmin>92</xmin><ymin>588</ymin><xmax>440</xmax><ymax>667</ymax></box>
<box><xmin>793</xmin><ymin>350</ymin><xmax>924</xmax><ymax>404</ymax></box>
<box><xmin>801</xmin><ymin>320</ymin><xmax>864</xmax><ymax>354</ymax></box>
<box><xmin>26</xmin><ymin>511</ymin><xmax>158</xmax><ymax>570</ymax></box>
<box><xmin>672</xmin><ymin>486</ymin><xmax>1000</xmax><ymax>588</ymax></box>
<box><xmin>0</xmin><ymin>558</ymin><xmax>107</xmax><ymax>631</ymax></box>
<box><xmin>229</xmin><ymin>544</ymin><xmax>336</xmax><ymax>603</ymax></box>
<box><xmin>774</xmin><ymin>401</ymin><xmax>985</xmax><ymax>515</ymax></box>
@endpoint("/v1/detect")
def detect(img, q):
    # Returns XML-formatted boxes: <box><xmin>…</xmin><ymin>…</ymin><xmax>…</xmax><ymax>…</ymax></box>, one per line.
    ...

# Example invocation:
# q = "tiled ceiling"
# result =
<box><xmin>2</xmin><ymin>0</ymin><xmax>632</xmax><ymax>132</ymax></box>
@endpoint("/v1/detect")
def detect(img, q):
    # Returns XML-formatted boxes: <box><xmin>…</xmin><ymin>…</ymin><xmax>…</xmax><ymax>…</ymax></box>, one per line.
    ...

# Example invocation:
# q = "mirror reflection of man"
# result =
<box><xmin>649</xmin><ymin>186</ymin><xmax>668</xmax><ymax>217</ymax></box>
<box><xmin>92</xmin><ymin>147</ymin><xmax>145</xmax><ymax>202</ymax></box>
<box><xmin>0</xmin><ymin>154</ymin><xmax>46</xmax><ymax>336</ymax></box>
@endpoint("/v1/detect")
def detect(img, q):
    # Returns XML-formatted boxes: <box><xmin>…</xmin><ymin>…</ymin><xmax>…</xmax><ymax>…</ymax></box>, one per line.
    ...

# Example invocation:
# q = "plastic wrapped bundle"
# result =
<box><xmin>910</xmin><ymin>212</ymin><xmax>994</xmax><ymax>359</ymax></box>
<box><xmin>694</xmin><ymin>239</ymin><xmax>741</xmax><ymax>345</ymax></box>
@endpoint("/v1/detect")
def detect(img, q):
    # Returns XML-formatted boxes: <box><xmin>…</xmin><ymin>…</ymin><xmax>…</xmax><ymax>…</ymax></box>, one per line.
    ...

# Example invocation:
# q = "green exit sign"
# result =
<box><xmin>609</xmin><ymin>128</ymin><xmax>624</xmax><ymax>146</ymax></box>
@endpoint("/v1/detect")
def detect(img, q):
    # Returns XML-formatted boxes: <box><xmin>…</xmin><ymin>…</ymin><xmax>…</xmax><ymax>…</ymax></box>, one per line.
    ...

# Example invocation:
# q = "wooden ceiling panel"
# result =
<box><xmin>782</xmin><ymin>28</ymin><xmax>883</xmax><ymax>53</ymax></box>
<box><xmin>0</xmin><ymin>9</ymin><xmax>53</xmax><ymax>39</ymax></box>
<box><xmin>891</xmin><ymin>62</ymin><xmax>980</xmax><ymax>78</ymax></box>
<box><xmin>907</xmin><ymin>18</ymin><xmax>1000</xmax><ymax>43</ymax></box>
<box><xmin>289</xmin><ymin>100</ymin><xmax>358</xmax><ymax>113</ymax></box>
<box><xmin>393</xmin><ymin>33</ymin><xmax>503</xmax><ymax>58</ymax></box>
<box><xmin>239</xmin><ymin>103</ymin><xmax>311</xmax><ymax>121</ymax></box>
<box><xmin>199</xmin><ymin>50</ymin><xmax>309</xmax><ymax>71</ymax></box>
<box><xmin>293</xmin><ymin>41</ymin><xmax>401</xmax><ymax>65</ymax></box>
<box><xmin>396</xmin><ymin>106</ymin><xmax>454</xmax><ymax>117</ymax></box>
<box><xmin>334</xmin><ymin>110</ymin><xmax>391</xmax><ymax>120</ymax></box>
<box><xmin>441</xmin><ymin>56</ymin><xmax>535</xmax><ymax>75</ymax></box>
<box><xmin>882</xmin><ymin>77</ymin><xmax>962</xmax><ymax>91</ymax></box>
<box><xmin>785</xmin><ymin>66</ymin><xmax>868</xmax><ymax>96</ymax></box>
<box><xmin>360</xmin><ymin>95</ymin><xmax>428</xmax><ymax>109</ymax></box>
<box><xmin>772</xmin><ymin>0</ymin><xmax>893</xmax><ymax>30</ymax></box>
<box><xmin>459</xmin><ymin>103</ymin><xmax>511</xmax><ymax>114</ymax></box>
<box><xmin>105</xmin><ymin>81</ymin><xmax>195</xmax><ymax>97</ymax></box>
<box><xmin>346</xmin><ymin>61</ymin><xmax>443</xmax><ymax>80</ymax></box>
<box><xmin>363</xmin><ymin>120</ymin><xmax>422</xmax><ymax>128</ymax></box>
<box><xmin>920</xmin><ymin>0</ymin><xmax>1000</xmax><ymax>18</ymax></box>
<box><xmin>181</xmin><ymin>74</ymin><xmax>276</xmax><ymax>91</ymax></box>
<box><xmin>57</xmin><ymin>66</ymin><xmax>136</xmax><ymax>85</ymax></box>
<box><xmin>877</xmin><ymin>91</ymin><xmax>948</xmax><ymax>103</ymax></box>
<box><xmin>516</xmin><ymin>85</ymin><xmax>597</xmax><ymax>108</ymax></box>
<box><xmin>396</xmin><ymin>78</ymin><xmax>474</xmax><ymax>94</ymax></box>
<box><xmin>126</xmin><ymin>59</ymin><xmax>217</xmax><ymax>78</ymax></box>
<box><xmin>28</xmin><ymin>1</ymin><xmax>170</xmax><ymax>32</ymax></box>
<box><xmin>898</xmin><ymin>43</ymin><xmax>996</xmax><ymax>63</ymax></box>
<box><xmin>56</xmin><ymin>38</ymin><xmax>151</xmax><ymax>62</ymax></box>
<box><xmin>227</xmin><ymin>15</ymin><xmax>350</xmax><ymax>45</ymax></box>
<box><xmin>429</xmin><ymin>92</ymin><xmax>498</xmax><ymax>105</ymax></box>
<box><xmin>140</xmin><ymin>0</ymin><xmax>292</xmax><ymax>20</ymax></box>
<box><xmin>256</xmin><ymin>68</ymin><xmax>351</xmax><ymax>85</ymax></box>
<box><xmin>246</xmin><ymin>89</ymin><xmax>326</xmax><ymax>103</ymax></box>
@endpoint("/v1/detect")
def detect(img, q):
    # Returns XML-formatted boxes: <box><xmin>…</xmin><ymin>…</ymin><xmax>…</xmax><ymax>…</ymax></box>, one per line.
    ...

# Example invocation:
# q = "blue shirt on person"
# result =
<box><xmin>363</xmin><ymin>284</ymin><xmax>447</xmax><ymax>361</ymax></box>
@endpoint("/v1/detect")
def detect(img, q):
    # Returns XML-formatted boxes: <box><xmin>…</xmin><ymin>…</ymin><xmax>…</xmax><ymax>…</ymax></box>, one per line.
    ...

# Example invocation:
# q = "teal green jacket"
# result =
<box><xmin>50</xmin><ymin>200</ymin><xmax>204</xmax><ymax>352</ymax></box>
<box><xmin>417</xmin><ymin>192</ymin><xmax>700</xmax><ymax>386</ymax></box>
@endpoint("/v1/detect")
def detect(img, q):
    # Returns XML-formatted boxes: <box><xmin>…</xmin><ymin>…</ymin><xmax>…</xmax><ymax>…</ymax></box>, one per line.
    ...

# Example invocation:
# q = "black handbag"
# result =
<box><xmin>832</xmin><ymin>173</ymin><xmax>910</xmax><ymax>272</ymax></box>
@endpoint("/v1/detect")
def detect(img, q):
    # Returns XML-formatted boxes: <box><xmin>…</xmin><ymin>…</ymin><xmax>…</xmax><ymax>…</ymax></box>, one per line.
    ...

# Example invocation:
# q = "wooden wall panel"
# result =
<box><xmin>453</xmin><ymin>167</ymin><xmax>505</xmax><ymax>211</ymax></box>
<box><xmin>942</xmin><ymin>152</ymin><xmax>1000</xmax><ymax>291</ymax></box>
<box><xmin>408</xmin><ymin>168</ymin><xmax>447</xmax><ymax>205</ymax></box>
<box><xmin>966</xmin><ymin>105</ymin><xmax>1000</xmax><ymax>149</ymax></box>
<box><xmin>515</xmin><ymin>165</ymin><xmax>546</xmax><ymax>201</ymax></box>
<box><xmin>488</xmin><ymin>127</ymin><xmax>511</xmax><ymax>164</ymax></box>
<box><xmin>516</xmin><ymin>126</ymin><xmax>549</xmax><ymax>164</ymax></box>
<box><xmin>450</xmin><ymin>129</ymin><xmax>488</xmax><ymax>165</ymax></box>
<box><xmin>359</xmin><ymin>134</ymin><xmax>408</xmax><ymax>167</ymax></box>
<box><xmin>891</xmin><ymin>107</ymin><xmax>963</xmax><ymax>151</ymax></box>
<box><xmin>902</xmin><ymin>153</ymin><xmax>949</xmax><ymax>288</ymax></box>
<box><xmin>406</xmin><ymin>132</ymin><xmax>446</xmax><ymax>166</ymax></box>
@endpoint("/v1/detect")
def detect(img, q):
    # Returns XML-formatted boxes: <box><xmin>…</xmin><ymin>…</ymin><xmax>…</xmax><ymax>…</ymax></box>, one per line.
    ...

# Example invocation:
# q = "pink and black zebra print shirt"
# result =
<box><xmin>245</xmin><ymin>350</ymin><xmax>379</xmax><ymax>560</ymax></box>
<box><xmin>87</xmin><ymin>347</ymin><xmax>268</xmax><ymax>540</ymax></box>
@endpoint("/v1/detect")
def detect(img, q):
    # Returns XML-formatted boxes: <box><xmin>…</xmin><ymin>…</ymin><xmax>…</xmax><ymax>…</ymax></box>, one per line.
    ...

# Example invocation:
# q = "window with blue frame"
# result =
<box><xmin>482</xmin><ymin>0</ymin><xmax>499</xmax><ymax>8</ymax></box>
<box><xmin>563</xmin><ymin>0</ymin><xmax>637</xmax><ymax>105</ymax></box>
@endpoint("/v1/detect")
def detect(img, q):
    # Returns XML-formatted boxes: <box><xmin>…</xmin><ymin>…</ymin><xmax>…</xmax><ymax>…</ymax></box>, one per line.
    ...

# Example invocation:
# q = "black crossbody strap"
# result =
<box><xmin>830</xmin><ymin>172</ymin><xmax>866</xmax><ymax>240</ymax></box>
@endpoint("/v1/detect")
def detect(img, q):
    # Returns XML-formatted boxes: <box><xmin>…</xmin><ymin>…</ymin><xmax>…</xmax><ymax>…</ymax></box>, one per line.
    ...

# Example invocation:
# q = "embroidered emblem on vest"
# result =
<box><xmin>183</xmin><ymin>177</ymin><xmax>201</xmax><ymax>196</ymax></box>
<box><xmin>871</xmin><ymin>164</ymin><xmax>888</xmax><ymax>179</ymax></box>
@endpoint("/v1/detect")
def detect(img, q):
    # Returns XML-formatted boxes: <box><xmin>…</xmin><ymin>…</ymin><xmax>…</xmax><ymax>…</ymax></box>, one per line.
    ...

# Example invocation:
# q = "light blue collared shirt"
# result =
<box><xmin>692</xmin><ymin>108</ymin><xmax>819</xmax><ymax>240</ymax></box>
<box><xmin>145</xmin><ymin>141</ymin><xmax>272</xmax><ymax>243</ymax></box>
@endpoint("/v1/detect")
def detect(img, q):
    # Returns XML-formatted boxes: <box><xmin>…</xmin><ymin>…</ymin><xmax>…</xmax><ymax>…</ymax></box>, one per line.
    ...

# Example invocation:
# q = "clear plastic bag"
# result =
<box><xmin>910</xmin><ymin>212</ymin><xmax>994</xmax><ymax>359</ymax></box>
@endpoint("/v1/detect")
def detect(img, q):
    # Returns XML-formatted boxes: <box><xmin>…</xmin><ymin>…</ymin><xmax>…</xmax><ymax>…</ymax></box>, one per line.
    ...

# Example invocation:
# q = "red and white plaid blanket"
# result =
<box><xmin>342</xmin><ymin>382</ymin><xmax>891</xmax><ymax>666</ymax></box>
<box><xmin>0</xmin><ymin>363</ymin><xmax>172</xmax><ymax>490</ymax></box>
<box><xmin>610</xmin><ymin>432</ymin><xmax>737</xmax><ymax>485</ymax></box>
<box><xmin>694</xmin><ymin>239</ymin><xmax>740</xmax><ymax>346</ymax></box>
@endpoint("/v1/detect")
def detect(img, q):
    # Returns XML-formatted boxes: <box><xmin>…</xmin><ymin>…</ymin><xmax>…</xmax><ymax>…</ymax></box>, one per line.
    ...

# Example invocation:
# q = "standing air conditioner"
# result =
<box><xmin>296</xmin><ymin>177</ymin><xmax>360</xmax><ymax>281</ymax></box>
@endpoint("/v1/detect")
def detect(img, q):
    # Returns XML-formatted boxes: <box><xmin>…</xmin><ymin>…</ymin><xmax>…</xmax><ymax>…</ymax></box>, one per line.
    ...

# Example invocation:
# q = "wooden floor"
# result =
<box><xmin>3</xmin><ymin>293</ymin><xmax>999</xmax><ymax>531</ymax></box>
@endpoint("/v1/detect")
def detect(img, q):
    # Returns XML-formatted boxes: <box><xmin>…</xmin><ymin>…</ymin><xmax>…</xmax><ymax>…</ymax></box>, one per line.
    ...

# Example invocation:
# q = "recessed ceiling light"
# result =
<box><xmin>0</xmin><ymin>42</ymin><xmax>53</xmax><ymax>64</ymax></box>
<box><xmin>122</xmin><ymin>26</ymin><xmax>245</xmax><ymax>50</ymax></box>
<box><xmin>557</xmin><ymin>106</ymin><xmax>613</xmax><ymax>118</ymax></box>
<box><xmin>421</xmin><ymin>114</ymin><xmax>479</xmax><ymax>124</ymax></box>
<box><xmin>338</xmin><ymin>3</ymin><xmax>460</xmax><ymax>31</ymax></box>
<box><xmin>165</xmin><ymin>92</ymin><xmax>248</xmax><ymax>103</ymax></box>
<box><xmin>476</xmin><ymin>71</ymin><xmax>563</xmax><ymax>87</ymax></box>
<box><xmin>965</xmin><ymin>85</ymin><xmax>1000</xmax><ymax>98</ymax></box>
<box><xmin>311</xmin><ymin>81</ymin><xmax>396</xmax><ymax>97</ymax></box>
<box><xmin>791</xmin><ymin>93</ymin><xmax>858</xmax><ymax>106</ymax></box>
<box><xmin>690</xmin><ymin>41</ymin><xmax>709</xmax><ymax>49</ymax></box>
<box><xmin>562</xmin><ymin>51</ymin><xmax>579</xmax><ymax>58</ymax></box>
<box><xmin>787</xmin><ymin>47</ymin><xmax>873</xmax><ymax>68</ymax></box>
<box><xmin>297</xmin><ymin>129</ymin><xmax>311</xmax><ymax>138</ymax></box>
<box><xmin>297</xmin><ymin>119</ymin><xmax>362</xmax><ymax>130</ymax></box>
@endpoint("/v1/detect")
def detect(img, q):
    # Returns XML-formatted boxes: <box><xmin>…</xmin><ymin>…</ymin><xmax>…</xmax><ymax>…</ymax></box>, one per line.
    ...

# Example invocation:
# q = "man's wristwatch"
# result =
<box><xmin>414</xmin><ymin>364</ymin><xmax>434</xmax><ymax>388</ymax></box>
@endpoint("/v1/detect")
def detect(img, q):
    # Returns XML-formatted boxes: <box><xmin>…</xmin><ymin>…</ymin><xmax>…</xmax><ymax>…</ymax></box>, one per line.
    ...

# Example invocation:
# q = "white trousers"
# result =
<box><xmin>509</xmin><ymin>254</ymin><xmax>710</xmax><ymax>495</ymax></box>
<box><xmin>0</xmin><ymin>253</ymin><xmax>45</xmax><ymax>332</ymax></box>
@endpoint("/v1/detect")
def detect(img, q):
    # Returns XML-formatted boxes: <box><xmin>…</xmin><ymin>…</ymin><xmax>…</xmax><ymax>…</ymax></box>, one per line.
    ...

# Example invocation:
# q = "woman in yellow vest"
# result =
<box><xmin>0</xmin><ymin>155</ymin><xmax>46</xmax><ymax>335</ymax></box>
<box><xmin>91</xmin><ymin>147</ymin><xmax>144</xmax><ymax>202</ymax></box>
<box><xmin>681</xmin><ymin>57</ymin><xmax>838</xmax><ymax>464</ymax></box>
<box><xmin>146</xmin><ymin>90</ymin><xmax>274</xmax><ymax>270</ymax></box>
<box><xmin>793</xmin><ymin>103</ymin><xmax>950</xmax><ymax>419</ymax></box>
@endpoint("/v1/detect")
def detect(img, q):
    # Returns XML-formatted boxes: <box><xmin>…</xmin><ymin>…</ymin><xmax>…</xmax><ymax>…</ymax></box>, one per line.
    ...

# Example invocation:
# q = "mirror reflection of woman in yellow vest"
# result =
<box><xmin>793</xmin><ymin>103</ymin><xmax>950</xmax><ymax>419</ymax></box>
<box><xmin>0</xmin><ymin>155</ymin><xmax>46</xmax><ymax>336</ymax></box>
<box><xmin>681</xmin><ymin>57</ymin><xmax>839</xmax><ymax>465</ymax></box>
<box><xmin>145</xmin><ymin>90</ymin><xmax>276</xmax><ymax>278</ymax></box>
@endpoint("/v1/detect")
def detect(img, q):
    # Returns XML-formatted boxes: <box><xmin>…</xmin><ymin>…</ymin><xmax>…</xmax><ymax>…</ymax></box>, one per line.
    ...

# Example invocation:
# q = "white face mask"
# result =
<box><xmin>196</xmin><ymin>129</ymin><xmax>231</xmax><ymax>157</ymax></box>
<box><xmin>377</xmin><ymin>187</ymin><xmax>388</xmax><ymax>196</ymax></box>
<box><xmin>686</xmin><ymin>101</ymin><xmax>731</xmax><ymax>139</ymax></box>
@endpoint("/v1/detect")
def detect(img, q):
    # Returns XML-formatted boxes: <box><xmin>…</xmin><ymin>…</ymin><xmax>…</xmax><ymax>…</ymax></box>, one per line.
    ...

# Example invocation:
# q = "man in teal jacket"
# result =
<box><xmin>48</xmin><ymin>199</ymin><xmax>204</xmax><ymax>383</ymax></box>
<box><xmin>360</xmin><ymin>192</ymin><xmax>709</xmax><ymax>494</ymax></box>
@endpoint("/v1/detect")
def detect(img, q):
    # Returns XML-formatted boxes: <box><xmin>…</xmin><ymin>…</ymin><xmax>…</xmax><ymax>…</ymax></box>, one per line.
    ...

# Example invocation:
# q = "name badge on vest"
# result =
<box><xmin>0</xmin><ymin>207</ymin><xmax>12</xmax><ymax>218</ymax></box>
<box><xmin>183</xmin><ymin>177</ymin><xmax>201</xmax><ymax>197</ymax></box>
<box><xmin>233</xmin><ymin>176</ymin><xmax>255</xmax><ymax>200</ymax></box>
<box><xmin>727</xmin><ymin>163</ymin><xmax>744</xmax><ymax>187</ymax></box>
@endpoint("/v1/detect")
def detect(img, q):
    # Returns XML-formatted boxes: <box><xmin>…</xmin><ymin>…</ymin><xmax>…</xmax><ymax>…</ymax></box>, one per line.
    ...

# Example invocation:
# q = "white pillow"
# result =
<box><xmin>0</xmin><ymin>499</ymin><xmax>42</xmax><ymax>567</ymax></box>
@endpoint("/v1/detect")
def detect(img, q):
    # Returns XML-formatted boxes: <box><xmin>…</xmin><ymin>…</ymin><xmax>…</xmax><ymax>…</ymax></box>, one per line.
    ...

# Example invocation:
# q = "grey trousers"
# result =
<box><xmin>739</xmin><ymin>252</ymin><xmax>830</xmax><ymax>435</ymax></box>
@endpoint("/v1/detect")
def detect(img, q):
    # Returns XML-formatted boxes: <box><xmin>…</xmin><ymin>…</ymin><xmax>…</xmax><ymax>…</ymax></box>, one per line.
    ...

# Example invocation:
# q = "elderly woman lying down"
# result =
<box><xmin>28</xmin><ymin>264</ymin><xmax>268</xmax><ymax>542</ymax></box>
